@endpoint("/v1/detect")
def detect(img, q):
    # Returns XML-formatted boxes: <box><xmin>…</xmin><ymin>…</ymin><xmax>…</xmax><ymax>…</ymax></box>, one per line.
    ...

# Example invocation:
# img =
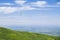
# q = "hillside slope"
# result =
<box><xmin>0</xmin><ymin>27</ymin><xmax>59</xmax><ymax>40</ymax></box>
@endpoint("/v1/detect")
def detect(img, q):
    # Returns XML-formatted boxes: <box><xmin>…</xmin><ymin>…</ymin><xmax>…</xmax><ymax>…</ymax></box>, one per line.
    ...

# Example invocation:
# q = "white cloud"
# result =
<box><xmin>0</xmin><ymin>0</ymin><xmax>60</xmax><ymax>14</ymax></box>
<box><xmin>39</xmin><ymin>5</ymin><xmax>60</xmax><ymax>7</ymax></box>
<box><xmin>0</xmin><ymin>6</ymin><xmax>36</xmax><ymax>14</ymax></box>
<box><xmin>20</xmin><ymin>6</ymin><xmax>36</xmax><ymax>10</ymax></box>
<box><xmin>30</xmin><ymin>1</ymin><xmax>60</xmax><ymax>7</ymax></box>
<box><xmin>0</xmin><ymin>3</ymin><xmax>14</xmax><ymax>5</ymax></box>
<box><xmin>30</xmin><ymin>1</ymin><xmax>47</xmax><ymax>7</ymax></box>
<box><xmin>57</xmin><ymin>2</ymin><xmax>60</xmax><ymax>5</ymax></box>
<box><xmin>0</xmin><ymin>7</ymin><xmax>18</xmax><ymax>14</ymax></box>
<box><xmin>15</xmin><ymin>0</ymin><xmax>26</xmax><ymax>5</ymax></box>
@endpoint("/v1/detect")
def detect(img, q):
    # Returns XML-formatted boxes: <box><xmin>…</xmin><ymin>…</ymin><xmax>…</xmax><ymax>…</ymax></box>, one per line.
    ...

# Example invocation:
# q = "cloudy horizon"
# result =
<box><xmin>0</xmin><ymin>0</ymin><xmax>60</xmax><ymax>26</ymax></box>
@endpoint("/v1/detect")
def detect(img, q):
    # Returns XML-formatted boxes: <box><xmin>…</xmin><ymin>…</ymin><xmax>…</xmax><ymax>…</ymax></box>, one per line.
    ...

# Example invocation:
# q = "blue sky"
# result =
<box><xmin>0</xmin><ymin>0</ymin><xmax>60</xmax><ymax>26</ymax></box>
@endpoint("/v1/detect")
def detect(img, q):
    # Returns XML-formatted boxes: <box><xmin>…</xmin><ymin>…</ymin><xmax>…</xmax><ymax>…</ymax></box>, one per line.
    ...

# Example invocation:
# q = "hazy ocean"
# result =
<box><xmin>3</xmin><ymin>25</ymin><xmax>60</xmax><ymax>36</ymax></box>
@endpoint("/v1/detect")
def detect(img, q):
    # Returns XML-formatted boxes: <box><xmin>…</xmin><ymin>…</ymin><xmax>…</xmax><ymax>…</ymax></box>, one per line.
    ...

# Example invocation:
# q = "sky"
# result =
<box><xmin>0</xmin><ymin>0</ymin><xmax>60</xmax><ymax>26</ymax></box>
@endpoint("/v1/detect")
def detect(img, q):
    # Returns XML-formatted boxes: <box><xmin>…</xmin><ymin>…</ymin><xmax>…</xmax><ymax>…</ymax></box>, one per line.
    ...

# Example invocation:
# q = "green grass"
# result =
<box><xmin>0</xmin><ymin>27</ymin><xmax>60</xmax><ymax>40</ymax></box>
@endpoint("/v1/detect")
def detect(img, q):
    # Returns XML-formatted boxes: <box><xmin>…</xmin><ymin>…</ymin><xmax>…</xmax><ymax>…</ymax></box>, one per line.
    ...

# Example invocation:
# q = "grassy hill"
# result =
<box><xmin>0</xmin><ymin>27</ymin><xmax>60</xmax><ymax>40</ymax></box>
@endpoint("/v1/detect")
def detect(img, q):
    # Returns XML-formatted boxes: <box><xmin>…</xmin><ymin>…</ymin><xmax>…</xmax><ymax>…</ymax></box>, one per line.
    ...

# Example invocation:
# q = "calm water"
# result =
<box><xmin>2</xmin><ymin>25</ymin><xmax>60</xmax><ymax>36</ymax></box>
